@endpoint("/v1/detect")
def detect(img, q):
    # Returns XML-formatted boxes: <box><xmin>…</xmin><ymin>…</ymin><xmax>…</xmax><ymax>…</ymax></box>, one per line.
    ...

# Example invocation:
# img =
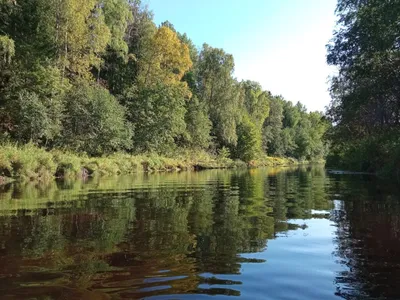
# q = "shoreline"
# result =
<box><xmin>0</xmin><ymin>144</ymin><xmax>321</xmax><ymax>186</ymax></box>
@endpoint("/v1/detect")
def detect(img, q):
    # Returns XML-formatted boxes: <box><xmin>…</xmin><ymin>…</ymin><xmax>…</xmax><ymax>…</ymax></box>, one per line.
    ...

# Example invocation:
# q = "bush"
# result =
<box><xmin>14</xmin><ymin>90</ymin><xmax>63</xmax><ymax>144</ymax></box>
<box><xmin>235</xmin><ymin>116</ymin><xmax>261</xmax><ymax>162</ymax></box>
<box><xmin>0</xmin><ymin>143</ymin><xmax>56</xmax><ymax>181</ymax></box>
<box><xmin>126</xmin><ymin>82</ymin><xmax>187</xmax><ymax>153</ymax></box>
<box><xmin>62</xmin><ymin>83</ymin><xmax>133</xmax><ymax>155</ymax></box>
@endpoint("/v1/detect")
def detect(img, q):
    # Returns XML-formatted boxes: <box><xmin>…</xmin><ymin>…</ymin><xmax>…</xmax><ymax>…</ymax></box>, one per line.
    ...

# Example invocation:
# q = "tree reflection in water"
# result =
<box><xmin>1</xmin><ymin>167</ymin><xmax>398</xmax><ymax>299</ymax></box>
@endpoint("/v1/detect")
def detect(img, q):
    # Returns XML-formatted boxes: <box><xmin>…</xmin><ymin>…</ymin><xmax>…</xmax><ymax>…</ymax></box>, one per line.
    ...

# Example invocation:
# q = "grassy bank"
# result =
<box><xmin>0</xmin><ymin>144</ymin><xmax>312</xmax><ymax>184</ymax></box>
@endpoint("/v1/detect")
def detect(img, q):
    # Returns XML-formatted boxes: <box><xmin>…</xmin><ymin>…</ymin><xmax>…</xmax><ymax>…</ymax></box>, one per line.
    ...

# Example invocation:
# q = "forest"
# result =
<box><xmin>1</xmin><ymin>0</ymin><xmax>398</xmax><ymax>180</ymax></box>
<box><xmin>0</xmin><ymin>0</ymin><xmax>329</xmax><ymax>180</ymax></box>
<box><xmin>326</xmin><ymin>0</ymin><xmax>400</xmax><ymax>178</ymax></box>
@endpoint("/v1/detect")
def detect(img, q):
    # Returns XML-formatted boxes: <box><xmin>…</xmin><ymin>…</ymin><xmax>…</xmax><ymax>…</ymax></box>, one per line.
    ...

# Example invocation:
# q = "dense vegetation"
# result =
<box><xmin>0</xmin><ymin>0</ymin><xmax>329</xmax><ymax>181</ymax></box>
<box><xmin>326</xmin><ymin>0</ymin><xmax>400</xmax><ymax>178</ymax></box>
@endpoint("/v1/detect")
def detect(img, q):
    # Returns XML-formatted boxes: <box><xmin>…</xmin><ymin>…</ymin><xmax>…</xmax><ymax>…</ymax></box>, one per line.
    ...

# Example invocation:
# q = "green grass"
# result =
<box><xmin>0</xmin><ymin>143</ymin><xmax>323</xmax><ymax>184</ymax></box>
<box><xmin>0</xmin><ymin>144</ymin><xmax>236</xmax><ymax>183</ymax></box>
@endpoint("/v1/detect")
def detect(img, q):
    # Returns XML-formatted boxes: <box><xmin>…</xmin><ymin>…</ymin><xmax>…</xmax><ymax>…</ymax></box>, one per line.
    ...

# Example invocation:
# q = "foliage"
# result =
<box><xmin>263</xmin><ymin>96</ymin><xmax>284</xmax><ymax>154</ymax></box>
<box><xmin>235</xmin><ymin>115</ymin><xmax>261</xmax><ymax>162</ymax></box>
<box><xmin>183</xmin><ymin>96</ymin><xmax>212</xmax><ymax>149</ymax></box>
<box><xmin>326</xmin><ymin>0</ymin><xmax>400</xmax><ymax>175</ymax></box>
<box><xmin>126</xmin><ymin>82</ymin><xmax>188</xmax><ymax>153</ymax></box>
<box><xmin>242</xmin><ymin>80</ymin><xmax>270</xmax><ymax>128</ymax></box>
<box><xmin>0</xmin><ymin>144</ymin><xmax>252</xmax><ymax>183</ymax></box>
<box><xmin>197</xmin><ymin>44</ymin><xmax>243</xmax><ymax>147</ymax></box>
<box><xmin>0</xmin><ymin>35</ymin><xmax>14</xmax><ymax>64</ymax></box>
<box><xmin>138</xmin><ymin>26</ymin><xmax>192</xmax><ymax>87</ymax></box>
<box><xmin>103</xmin><ymin>0</ymin><xmax>133</xmax><ymax>57</ymax></box>
<box><xmin>0</xmin><ymin>0</ymin><xmax>329</xmax><ymax>172</ymax></box>
<box><xmin>37</xmin><ymin>0</ymin><xmax>112</xmax><ymax>79</ymax></box>
<box><xmin>62</xmin><ymin>83</ymin><xmax>132</xmax><ymax>155</ymax></box>
<box><xmin>262</xmin><ymin>97</ymin><xmax>328</xmax><ymax>160</ymax></box>
<box><xmin>14</xmin><ymin>90</ymin><xmax>63</xmax><ymax>144</ymax></box>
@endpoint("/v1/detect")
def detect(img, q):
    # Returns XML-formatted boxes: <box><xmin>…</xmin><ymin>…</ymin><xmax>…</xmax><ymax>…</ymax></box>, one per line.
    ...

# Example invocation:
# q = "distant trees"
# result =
<box><xmin>326</xmin><ymin>0</ymin><xmax>400</xmax><ymax>175</ymax></box>
<box><xmin>0</xmin><ymin>0</ymin><xmax>329</xmax><ymax>162</ymax></box>
<box><xmin>263</xmin><ymin>97</ymin><xmax>329</xmax><ymax>160</ymax></box>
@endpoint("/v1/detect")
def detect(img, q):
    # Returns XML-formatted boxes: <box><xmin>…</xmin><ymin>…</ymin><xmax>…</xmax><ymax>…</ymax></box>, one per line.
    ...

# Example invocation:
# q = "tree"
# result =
<box><xmin>5</xmin><ymin>65</ymin><xmax>69</xmax><ymax>145</ymax></box>
<box><xmin>183</xmin><ymin>96</ymin><xmax>212</xmax><ymax>149</ymax></box>
<box><xmin>13</xmin><ymin>90</ymin><xmax>63</xmax><ymax>144</ymax></box>
<box><xmin>197</xmin><ymin>44</ymin><xmax>243</xmax><ymax>147</ymax></box>
<box><xmin>126</xmin><ymin>82</ymin><xmax>187</xmax><ymax>153</ymax></box>
<box><xmin>0</xmin><ymin>35</ymin><xmax>14</xmax><ymax>64</ymax></box>
<box><xmin>326</xmin><ymin>0</ymin><xmax>400</xmax><ymax>173</ymax></box>
<box><xmin>62</xmin><ymin>83</ymin><xmax>132</xmax><ymax>155</ymax></box>
<box><xmin>100</xmin><ymin>1</ymin><xmax>154</xmax><ymax>96</ymax></box>
<box><xmin>102</xmin><ymin>0</ymin><xmax>133</xmax><ymax>57</ymax></box>
<box><xmin>235</xmin><ymin>115</ymin><xmax>260</xmax><ymax>162</ymax></box>
<box><xmin>36</xmin><ymin>0</ymin><xmax>112</xmax><ymax>79</ymax></box>
<box><xmin>242</xmin><ymin>80</ymin><xmax>270</xmax><ymax>129</ymax></box>
<box><xmin>263</xmin><ymin>96</ymin><xmax>284</xmax><ymax>155</ymax></box>
<box><xmin>124</xmin><ymin>25</ymin><xmax>193</xmax><ymax>153</ymax></box>
<box><xmin>0</xmin><ymin>35</ymin><xmax>15</xmax><ymax>135</ymax></box>
<box><xmin>138</xmin><ymin>26</ymin><xmax>192</xmax><ymax>87</ymax></box>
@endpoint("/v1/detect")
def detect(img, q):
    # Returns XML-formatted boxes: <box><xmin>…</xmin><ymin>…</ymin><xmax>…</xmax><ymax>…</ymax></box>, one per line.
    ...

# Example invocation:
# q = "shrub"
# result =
<box><xmin>62</xmin><ymin>83</ymin><xmax>133</xmax><ymax>155</ymax></box>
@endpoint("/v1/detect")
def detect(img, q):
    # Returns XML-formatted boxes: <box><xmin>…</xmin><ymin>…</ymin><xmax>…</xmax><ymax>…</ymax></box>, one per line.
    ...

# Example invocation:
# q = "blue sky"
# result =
<box><xmin>145</xmin><ymin>0</ymin><xmax>338</xmax><ymax>112</ymax></box>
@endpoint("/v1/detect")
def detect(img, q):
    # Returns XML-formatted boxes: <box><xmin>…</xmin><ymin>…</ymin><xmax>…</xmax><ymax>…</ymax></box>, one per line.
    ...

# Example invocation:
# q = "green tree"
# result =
<box><xmin>235</xmin><ymin>115</ymin><xmax>260</xmax><ymax>162</ymax></box>
<box><xmin>0</xmin><ymin>35</ymin><xmax>15</xmax><ymax>136</ymax></box>
<box><xmin>62</xmin><ymin>83</ymin><xmax>132</xmax><ymax>155</ymax></box>
<box><xmin>124</xmin><ymin>24</ymin><xmax>193</xmax><ymax>153</ymax></box>
<box><xmin>183</xmin><ymin>96</ymin><xmax>212</xmax><ymax>149</ymax></box>
<box><xmin>238</xmin><ymin>80</ymin><xmax>270</xmax><ymax>160</ymax></box>
<box><xmin>5</xmin><ymin>65</ymin><xmax>69</xmax><ymax>145</ymax></box>
<box><xmin>326</xmin><ymin>0</ymin><xmax>400</xmax><ymax>174</ymax></box>
<box><xmin>197</xmin><ymin>44</ymin><xmax>243</xmax><ymax>148</ymax></box>
<box><xmin>0</xmin><ymin>35</ymin><xmax>14</xmax><ymax>64</ymax></box>
<box><xmin>262</xmin><ymin>96</ymin><xmax>284</xmax><ymax>155</ymax></box>
<box><xmin>242</xmin><ymin>80</ymin><xmax>270</xmax><ymax>129</ymax></box>
<box><xmin>14</xmin><ymin>90</ymin><xmax>62</xmax><ymax>144</ymax></box>
<box><xmin>102</xmin><ymin>0</ymin><xmax>133</xmax><ymax>57</ymax></box>
<box><xmin>126</xmin><ymin>83</ymin><xmax>187</xmax><ymax>152</ymax></box>
<box><xmin>101</xmin><ymin>1</ymin><xmax>154</xmax><ymax>96</ymax></box>
<box><xmin>35</xmin><ymin>0</ymin><xmax>112</xmax><ymax>79</ymax></box>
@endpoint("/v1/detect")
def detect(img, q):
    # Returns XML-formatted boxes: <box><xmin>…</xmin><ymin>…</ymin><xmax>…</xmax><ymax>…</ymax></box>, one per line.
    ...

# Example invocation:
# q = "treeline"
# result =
<box><xmin>0</xmin><ymin>0</ymin><xmax>329</xmax><ymax>162</ymax></box>
<box><xmin>326</xmin><ymin>0</ymin><xmax>400</xmax><ymax>176</ymax></box>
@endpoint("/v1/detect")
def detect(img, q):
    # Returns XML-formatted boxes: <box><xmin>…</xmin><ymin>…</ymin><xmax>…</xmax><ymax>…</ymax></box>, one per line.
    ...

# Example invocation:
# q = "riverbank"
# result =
<box><xmin>0</xmin><ymin>144</ymin><xmax>319</xmax><ymax>184</ymax></box>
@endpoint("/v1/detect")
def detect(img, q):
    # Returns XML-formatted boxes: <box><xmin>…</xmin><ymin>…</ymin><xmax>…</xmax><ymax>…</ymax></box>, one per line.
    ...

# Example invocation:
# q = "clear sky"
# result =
<box><xmin>145</xmin><ymin>0</ymin><xmax>338</xmax><ymax>112</ymax></box>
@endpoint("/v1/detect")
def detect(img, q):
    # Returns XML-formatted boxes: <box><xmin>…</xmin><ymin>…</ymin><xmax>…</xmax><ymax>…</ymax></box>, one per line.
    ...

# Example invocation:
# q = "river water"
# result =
<box><xmin>0</xmin><ymin>166</ymin><xmax>399</xmax><ymax>299</ymax></box>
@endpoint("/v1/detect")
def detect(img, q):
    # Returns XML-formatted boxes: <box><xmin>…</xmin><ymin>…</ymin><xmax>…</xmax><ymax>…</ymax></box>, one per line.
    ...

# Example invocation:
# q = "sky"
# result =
<box><xmin>145</xmin><ymin>0</ymin><xmax>338</xmax><ymax>112</ymax></box>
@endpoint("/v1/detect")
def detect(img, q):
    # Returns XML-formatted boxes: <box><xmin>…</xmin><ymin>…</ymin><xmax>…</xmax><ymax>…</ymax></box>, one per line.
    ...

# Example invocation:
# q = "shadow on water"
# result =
<box><xmin>0</xmin><ymin>166</ymin><xmax>399</xmax><ymax>299</ymax></box>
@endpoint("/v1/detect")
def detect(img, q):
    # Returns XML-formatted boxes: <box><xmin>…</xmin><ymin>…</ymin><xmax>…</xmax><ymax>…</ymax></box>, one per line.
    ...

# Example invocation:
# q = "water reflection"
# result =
<box><xmin>0</xmin><ymin>167</ymin><xmax>399</xmax><ymax>299</ymax></box>
<box><xmin>330</xmin><ymin>175</ymin><xmax>400</xmax><ymax>299</ymax></box>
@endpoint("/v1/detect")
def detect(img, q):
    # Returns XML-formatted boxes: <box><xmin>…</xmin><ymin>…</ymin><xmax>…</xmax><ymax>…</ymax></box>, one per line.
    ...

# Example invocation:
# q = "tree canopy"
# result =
<box><xmin>0</xmin><ymin>0</ymin><xmax>329</xmax><ymax>162</ymax></box>
<box><xmin>326</xmin><ymin>0</ymin><xmax>400</xmax><ymax>175</ymax></box>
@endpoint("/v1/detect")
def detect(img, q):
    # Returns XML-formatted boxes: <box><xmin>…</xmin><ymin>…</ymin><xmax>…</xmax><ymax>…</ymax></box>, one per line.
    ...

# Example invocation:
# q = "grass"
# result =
<box><xmin>0</xmin><ymin>143</ymin><xmax>236</xmax><ymax>183</ymax></box>
<box><xmin>249</xmin><ymin>154</ymin><xmax>323</xmax><ymax>168</ymax></box>
<box><xmin>0</xmin><ymin>143</ymin><xmax>322</xmax><ymax>184</ymax></box>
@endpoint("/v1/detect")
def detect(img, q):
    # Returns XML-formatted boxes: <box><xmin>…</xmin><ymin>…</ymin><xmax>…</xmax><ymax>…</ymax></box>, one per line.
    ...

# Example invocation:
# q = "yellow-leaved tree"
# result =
<box><xmin>139</xmin><ymin>26</ymin><xmax>192</xmax><ymax>88</ymax></box>
<box><xmin>127</xmin><ymin>26</ymin><xmax>194</xmax><ymax>152</ymax></box>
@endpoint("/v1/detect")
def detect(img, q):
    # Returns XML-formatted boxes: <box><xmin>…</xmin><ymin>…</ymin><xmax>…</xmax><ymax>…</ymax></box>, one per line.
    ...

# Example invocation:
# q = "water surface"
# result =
<box><xmin>0</xmin><ymin>166</ymin><xmax>399</xmax><ymax>299</ymax></box>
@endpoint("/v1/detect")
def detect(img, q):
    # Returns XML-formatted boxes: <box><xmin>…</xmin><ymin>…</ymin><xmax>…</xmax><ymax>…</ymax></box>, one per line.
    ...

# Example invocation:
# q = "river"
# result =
<box><xmin>0</xmin><ymin>166</ymin><xmax>399</xmax><ymax>299</ymax></box>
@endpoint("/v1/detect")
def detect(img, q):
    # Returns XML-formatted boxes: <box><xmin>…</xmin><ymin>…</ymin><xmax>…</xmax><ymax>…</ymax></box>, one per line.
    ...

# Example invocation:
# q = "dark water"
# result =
<box><xmin>0</xmin><ymin>166</ymin><xmax>399</xmax><ymax>300</ymax></box>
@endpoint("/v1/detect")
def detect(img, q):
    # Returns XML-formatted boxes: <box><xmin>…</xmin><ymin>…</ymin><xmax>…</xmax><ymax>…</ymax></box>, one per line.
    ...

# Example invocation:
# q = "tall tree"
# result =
<box><xmin>138</xmin><ymin>26</ymin><xmax>192</xmax><ymax>86</ymax></box>
<box><xmin>263</xmin><ymin>96</ymin><xmax>284</xmax><ymax>155</ymax></box>
<box><xmin>126</xmin><ymin>25</ymin><xmax>193</xmax><ymax>152</ymax></box>
<box><xmin>326</xmin><ymin>0</ymin><xmax>400</xmax><ymax>173</ymax></box>
<box><xmin>197</xmin><ymin>44</ymin><xmax>243</xmax><ymax>147</ymax></box>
